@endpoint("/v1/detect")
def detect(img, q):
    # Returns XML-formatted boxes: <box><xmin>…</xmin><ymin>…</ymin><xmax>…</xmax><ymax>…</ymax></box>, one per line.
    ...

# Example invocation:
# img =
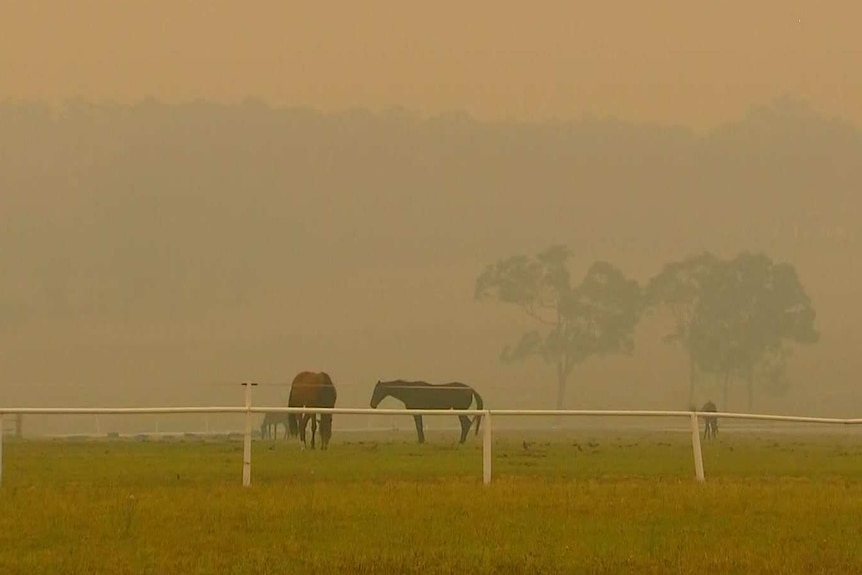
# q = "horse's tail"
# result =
<box><xmin>471</xmin><ymin>389</ymin><xmax>484</xmax><ymax>436</ymax></box>
<box><xmin>288</xmin><ymin>414</ymin><xmax>298</xmax><ymax>437</ymax></box>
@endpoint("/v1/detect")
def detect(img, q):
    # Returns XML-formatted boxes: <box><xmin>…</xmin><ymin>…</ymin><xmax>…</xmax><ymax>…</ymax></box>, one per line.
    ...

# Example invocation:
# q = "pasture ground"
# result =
<box><xmin>2</xmin><ymin>428</ymin><xmax>862</xmax><ymax>574</ymax></box>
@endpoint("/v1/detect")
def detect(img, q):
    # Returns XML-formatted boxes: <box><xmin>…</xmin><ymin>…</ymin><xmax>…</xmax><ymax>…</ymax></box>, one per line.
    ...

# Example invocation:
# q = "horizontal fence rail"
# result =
<box><xmin>2</xmin><ymin>406</ymin><xmax>860</xmax><ymax>422</ymax></box>
<box><xmin>0</xmin><ymin>407</ymin><xmax>485</xmax><ymax>416</ymax></box>
<box><xmin>1</xmin><ymin>406</ymin><xmax>861</xmax><ymax>487</ymax></box>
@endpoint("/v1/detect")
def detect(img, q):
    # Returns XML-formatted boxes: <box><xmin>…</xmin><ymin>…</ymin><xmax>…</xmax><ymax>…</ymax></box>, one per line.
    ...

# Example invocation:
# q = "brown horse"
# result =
<box><xmin>369</xmin><ymin>379</ymin><xmax>484</xmax><ymax>444</ymax></box>
<box><xmin>287</xmin><ymin>371</ymin><xmax>337</xmax><ymax>450</ymax></box>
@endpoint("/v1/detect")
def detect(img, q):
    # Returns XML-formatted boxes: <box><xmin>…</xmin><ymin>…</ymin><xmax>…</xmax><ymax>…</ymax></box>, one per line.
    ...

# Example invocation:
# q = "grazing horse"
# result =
<box><xmin>260</xmin><ymin>412</ymin><xmax>290</xmax><ymax>440</ymax></box>
<box><xmin>702</xmin><ymin>400</ymin><xmax>719</xmax><ymax>440</ymax></box>
<box><xmin>287</xmin><ymin>371</ymin><xmax>337</xmax><ymax>450</ymax></box>
<box><xmin>369</xmin><ymin>379</ymin><xmax>484</xmax><ymax>444</ymax></box>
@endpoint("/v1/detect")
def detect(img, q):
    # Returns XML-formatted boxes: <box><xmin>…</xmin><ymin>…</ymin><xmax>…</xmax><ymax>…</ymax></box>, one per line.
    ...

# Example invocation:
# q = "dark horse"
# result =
<box><xmin>287</xmin><ymin>371</ymin><xmax>337</xmax><ymax>450</ymax></box>
<box><xmin>702</xmin><ymin>400</ymin><xmax>719</xmax><ymax>440</ymax></box>
<box><xmin>369</xmin><ymin>380</ymin><xmax>484</xmax><ymax>444</ymax></box>
<box><xmin>260</xmin><ymin>412</ymin><xmax>290</xmax><ymax>440</ymax></box>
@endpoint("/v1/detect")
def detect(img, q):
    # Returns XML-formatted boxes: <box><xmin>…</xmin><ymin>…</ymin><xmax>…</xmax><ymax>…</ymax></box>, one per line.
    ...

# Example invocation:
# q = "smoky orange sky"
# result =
<box><xmin>2</xmin><ymin>1</ymin><xmax>860</xmax><ymax>129</ymax></box>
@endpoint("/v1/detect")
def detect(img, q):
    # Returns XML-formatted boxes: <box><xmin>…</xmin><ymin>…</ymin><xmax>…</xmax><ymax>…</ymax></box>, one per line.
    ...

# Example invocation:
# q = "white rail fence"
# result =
<box><xmin>1</xmin><ymin>400</ymin><xmax>860</xmax><ymax>487</ymax></box>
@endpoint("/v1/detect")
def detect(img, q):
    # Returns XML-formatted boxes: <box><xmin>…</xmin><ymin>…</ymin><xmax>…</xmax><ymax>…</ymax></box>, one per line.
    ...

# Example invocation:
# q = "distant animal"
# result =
<box><xmin>287</xmin><ymin>371</ymin><xmax>337</xmax><ymax>450</ymax></box>
<box><xmin>702</xmin><ymin>400</ymin><xmax>718</xmax><ymax>440</ymax></box>
<box><xmin>260</xmin><ymin>412</ymin><xmax>290</xmax><ymax>440</ymax></box>
<box><xmin>369</xmin><ymin>379</ymin><xmax>484</xmax><ymax>444</ymax></box>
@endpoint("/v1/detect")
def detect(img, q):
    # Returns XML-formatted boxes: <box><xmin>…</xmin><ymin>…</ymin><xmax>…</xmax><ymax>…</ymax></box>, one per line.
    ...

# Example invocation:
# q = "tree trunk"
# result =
<box><xmin>747</xmin><ymin>367</ymin><xmax>755</xmax><ymax>412</ymax></box>
<box><xmin>688</xmin><ymin>351</ymin><xmax>697</xmax><ymax>408</ymax></box>
<box><xmin>554</xmin><ymin>359</ymin><xmax>567</xmax><ymax>428</ymax></box>
<box><xmin>722</xmin><ymin>371</ymin><xmax>731</xmax><ymax>411</ymax></box>
<box><xmin>556</xmin><ymin>359</ymin><xmax>566</xmax><ymax>411</ymax></box>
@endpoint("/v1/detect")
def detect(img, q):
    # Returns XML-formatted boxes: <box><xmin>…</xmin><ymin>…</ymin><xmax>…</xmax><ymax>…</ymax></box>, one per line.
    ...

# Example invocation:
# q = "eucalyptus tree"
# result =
<box><xmin>648</xmin><ymin>251</ymin><xmax>817</xmax><ymax>409</ymax></box>
<box><xmin>475</xmin><ymin>245</ymin><xmax>642</xmax><ymax>409</ymax></box>
<box><xmin>645</xmin><ymin>252</ymin><xmax>721</xmax><ymax>405</ymax></box>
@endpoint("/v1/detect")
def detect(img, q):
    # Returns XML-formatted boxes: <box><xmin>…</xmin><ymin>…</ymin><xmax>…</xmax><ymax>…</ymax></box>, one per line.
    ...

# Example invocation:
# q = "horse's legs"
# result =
<box><xmin>704</xmin><ymin>419</ymin><xmax>717</xmax><ymax>440</ymax></box>
<box><xmin>298</xmin><ymin>415</ymin><xmax>304</xmax><ymax>448</ymax></box>
<box><xmin>458</xmin><ymin>415</ymin><xmax>471</xmax><ymax>444</ymax></box>
<box><xmin>298</xmin><ymin>414</ymin><xmax>308</xmax><ymax>450</ymax></box>
<box><xmin>311</xmin><ymin>416</ymin><xmax>317</xmax><ymax>450</ymax></box>
<box><xmin>413</xmin><ymin>415</ymin><xmax>425</xmax><ymax>444</ymax></box>
<box><xmin>320</xmin><ymin>415</ymin><xmax>331</xmax><ymax>450</ymax></box>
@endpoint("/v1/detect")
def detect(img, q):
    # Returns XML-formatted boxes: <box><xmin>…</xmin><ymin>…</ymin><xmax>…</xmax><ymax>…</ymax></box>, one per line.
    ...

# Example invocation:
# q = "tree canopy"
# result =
<box><xmin>476</xmin><ymin>246</ymin><xmax>641</xmax><ymax>409</ymax></box>
<box><xmin>647</xmin><ymin>251</ymin><xmax>818</xmax><ymax>409</ymax></box>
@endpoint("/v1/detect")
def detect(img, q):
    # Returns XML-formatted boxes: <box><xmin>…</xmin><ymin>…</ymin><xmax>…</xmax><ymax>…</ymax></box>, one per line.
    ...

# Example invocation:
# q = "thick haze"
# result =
<box><xmin>1</xmin><ymin>2</ymin><xmax>860</xmax><ymax>433</ymax></box>
<box><xmin>2</xmin><ymin>1</ymin><xmax>861</xmax><ymax>128</ymax></box>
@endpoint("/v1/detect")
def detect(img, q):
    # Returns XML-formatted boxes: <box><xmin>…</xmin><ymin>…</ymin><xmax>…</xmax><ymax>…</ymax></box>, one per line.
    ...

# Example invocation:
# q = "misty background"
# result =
<box><xmin>2</xmin><ymin>0</ymin><xmax>860</xmax><ymax>436</ymax></box>
<box><xmin>1</xmin><ymin>98</ymin><xmax>859</xmax><ymax>435</ymax></box>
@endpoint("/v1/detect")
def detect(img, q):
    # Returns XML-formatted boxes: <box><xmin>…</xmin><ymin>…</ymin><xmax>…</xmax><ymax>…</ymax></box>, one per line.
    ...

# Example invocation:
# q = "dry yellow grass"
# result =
<box><xmin>2</xmin><ymin>431</ymin><xmax>862</xmax><ymax>573</ymax></box>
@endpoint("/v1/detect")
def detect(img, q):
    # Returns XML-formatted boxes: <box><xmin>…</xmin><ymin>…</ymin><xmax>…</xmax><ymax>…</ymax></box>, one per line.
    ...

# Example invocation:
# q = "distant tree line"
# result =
<box><xmin>1</xmin><ymin>98</ymin><xmax>857</xmax><ymax>330</ymax></box>
<box><xmin>476</xmin><ymin>246</ymin><xmax>818</xmax><ymax>411</ymax></box>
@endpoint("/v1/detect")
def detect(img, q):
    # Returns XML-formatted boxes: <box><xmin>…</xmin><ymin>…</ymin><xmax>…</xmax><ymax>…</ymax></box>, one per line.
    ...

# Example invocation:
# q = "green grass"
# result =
<box><xmin>2</xmin><ymin>431</ymin><xmax>862</xmax><ymax>573</ymax></box>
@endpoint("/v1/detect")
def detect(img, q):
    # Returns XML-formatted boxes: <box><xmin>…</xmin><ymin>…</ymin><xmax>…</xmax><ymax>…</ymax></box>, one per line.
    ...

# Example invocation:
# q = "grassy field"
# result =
<box><xmin>2</xmin><ymin>429</ymin><xmax>862</xmax><ymax>574</ymax></box>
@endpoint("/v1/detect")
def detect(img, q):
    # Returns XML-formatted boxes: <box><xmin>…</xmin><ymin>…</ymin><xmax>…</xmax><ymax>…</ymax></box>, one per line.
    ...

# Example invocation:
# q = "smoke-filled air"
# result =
<box><xmin>1</xmin><ymin>1</ymin><xmax>860</xmax><ymax>432</ymax></box>
<box><xmin>6</xmin><ymin>3</ymin><xmax>862</xmax><ymax>573</ymax></box>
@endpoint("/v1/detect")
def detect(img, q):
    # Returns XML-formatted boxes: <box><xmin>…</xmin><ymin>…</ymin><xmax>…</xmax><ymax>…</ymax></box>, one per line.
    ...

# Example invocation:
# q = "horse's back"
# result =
<box><xmin>289</xmin><ymin>371</ymin><xmax>337</xmax><ymax>408</ymax></box>
<box><xmin>290</xmin><ymin>371</ymin><xmax>322</xmax><ymax>388</ymax></box>
<box><xmin>392</xmin><ymin>380</ymin><xmax>474</xmax><ymax>409</ymax></box>
<box><xmin>264</xmin><ymin>411</ymin><xmax>289</xmax><ymax>423</ymax></box>
<box><xmin>403</xmin><ymin>380</ymin><xmax>471</xmax><ymax>391</ymax></box>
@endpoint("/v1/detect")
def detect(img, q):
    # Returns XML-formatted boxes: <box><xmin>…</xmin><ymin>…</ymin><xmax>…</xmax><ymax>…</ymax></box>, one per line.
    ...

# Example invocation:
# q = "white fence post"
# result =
<box><xmin>690</xmin><ymin>412</ymin><xmax>705</xmax><ymax>482</ymax></box>
<box><xmin>482</xmin><ymin>411</ymin><xmax>492</xmax><ymax>485</ymax></box>
<box><xmin>0</xmin><ymin>414</ymin><xmax>4</xmax><ymax>486</ymax></box>
<box><xmin>242</xmin><ymin>383</ymin><xmax>256</xmax><ymax>487</ymax></box>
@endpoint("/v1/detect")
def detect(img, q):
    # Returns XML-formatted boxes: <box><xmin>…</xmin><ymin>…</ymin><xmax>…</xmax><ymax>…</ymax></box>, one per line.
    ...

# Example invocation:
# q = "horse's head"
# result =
<box><xmin>370</xmin><ymin>380</ymin><xmax>387</xmax><ymax>408</ymax></box>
